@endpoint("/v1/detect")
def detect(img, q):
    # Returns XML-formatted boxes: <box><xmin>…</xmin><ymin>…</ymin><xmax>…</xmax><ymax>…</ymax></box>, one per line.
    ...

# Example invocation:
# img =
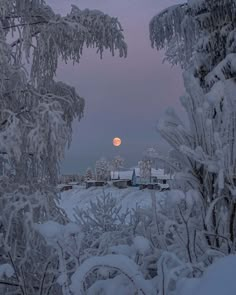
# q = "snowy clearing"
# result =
<box><xmin>58</xmin><ymin>185</ymin><xmax>184</xmax><ymax>221</ymax></box>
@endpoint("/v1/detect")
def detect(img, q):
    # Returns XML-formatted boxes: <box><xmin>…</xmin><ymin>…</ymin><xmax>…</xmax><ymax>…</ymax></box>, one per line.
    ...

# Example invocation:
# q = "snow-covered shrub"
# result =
<box><xmin>0</xmin><ymin>183</ymin><xmax>66</xmax><ymax>294</ymax></box>
<box><xmin>71</xmin><ymin>189</ymin><xmax>210</xmax><ymax>294</ymax></box>
<box><xmin>74</xmin><ymin>192</ymin><xmax>132</xmax><ymax>260</ymax></box>
<box><xmin>71</xmin><ymin>191</ymin><xmax>166</xmax><ymax>294</ymax></box>
<box><xmin>70</xmin><ymin>254</ymin><xmax>156</xmax><ymax>295</ymax></box>
<box><xmin>34</xmin><ymin>220</ymin><xmax>83</xmax><ymax>294</ymax></box>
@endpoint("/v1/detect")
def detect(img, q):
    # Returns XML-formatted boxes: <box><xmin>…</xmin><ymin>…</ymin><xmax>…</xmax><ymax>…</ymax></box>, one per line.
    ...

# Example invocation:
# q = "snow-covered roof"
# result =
<box><xmin>151</xmin><ymin>169</ymin><xmax>171</xmax><ymax>180</ymax></box>
<box><xmin>111</xmin><ymin>171</ymin><xmax>133</xmax><ymax>180</ymax></box>
<box><xmin>86</xmin><ymin>180</ymin><xmax>106</xmax><ymax>183</ymax></box>
<box><xmin>133</xmin><ymin>168</ymin><xmax>171</xmax><ymax>179</ymax></box>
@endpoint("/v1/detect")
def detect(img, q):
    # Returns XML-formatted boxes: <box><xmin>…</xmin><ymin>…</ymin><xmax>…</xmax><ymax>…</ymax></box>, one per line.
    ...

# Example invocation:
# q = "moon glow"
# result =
<box><xmin>113</xmin><ymin>137</ymin><xmax>122</xmax><ymax>147</ymax></box>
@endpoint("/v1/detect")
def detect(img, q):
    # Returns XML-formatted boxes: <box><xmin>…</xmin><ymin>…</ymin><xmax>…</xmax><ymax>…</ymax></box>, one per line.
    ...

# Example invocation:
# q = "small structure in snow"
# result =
<box><xmin>85</xmin><ymin>180</ymin><xmax>106</xmax><ymax>189</ymax></box>
<box><xmin>110</xmin><ymin>170</ymin><xmax>133</xmax><ymax>189</ymax></box>
<box><xmin>59</xmin><ymin>174</ymin><xmax>81</xmax><ymax>184</ymax></box>
<box><xmin>112</xmin><ymin>179</ymin><xmax>132</xmax><ymax>189</ymax></box>
<box><xmin>58</xmin><ymin>184</ymin><xmax>73</xmax><ymax>192</ymax></box>
<box><xmin>132</xmin><ymin>168</ymin><xmax>171</xmax><ymax>190</ymax></box>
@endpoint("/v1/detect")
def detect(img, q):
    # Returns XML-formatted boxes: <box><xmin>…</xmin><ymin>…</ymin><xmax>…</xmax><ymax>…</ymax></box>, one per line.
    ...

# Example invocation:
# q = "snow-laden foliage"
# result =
<box><xmin>138</xmin><ymin>160</ymin><xmax>152</xmax><ymax>183</ymax></box>
<box><xmin>0</xmin><ymin>0</ymin><xmax>126</xmax><ymax>184</ymax></box>
<box><xmin>95</xmin><ymin>157</ymin><xmax>111</xmax><ymax>181</ymax></box>
<box><xmin>150</xmin><ymin>0</ymin><xmax>236</xmax><ymax>89</ymax></box>
<box><xmin>85</xmin><ymin>167</ymin><xmax>94</xmax><ymax>181</ymax></box>
<box><xmin>0</xmin><ymin>183</ymin><xmax>66</xmax><ymax>294</ymax></box>
<box><xmin>74</xmin><ymin>192</ymin><xmax>131</xmax><ymax>260</ymax></box>
<box><xmin>150</xmin><ymin>0</ymin><xmax>236</xmax><ymax>247</ymax></box>
<box><xmin>67</xmin><ymin>188</ymin><xmax>222</xmax><ymax>295</ymax></box>
<box><xmin>149</xmin><ymin>0</ymin><xmax>236</xmax><ymax>293</ymax></box>
<box><xmin>110</xmin><ymin>155</ymin><xmax>125</xmax><ymax>171</ymax></box>
<box><xmin>70</xmin><ymin>254</ymin><xmax>156</xmax><ymax>295</ymax></box>
<box><xmin>34</xmin><ymin>221</ymin><xmax>83</xmax><ymax>294</ymax></box>
<box><xmin>0</xmin><ymin>1</ymin><xmax>127</xmax><ymax>294</ymax></box>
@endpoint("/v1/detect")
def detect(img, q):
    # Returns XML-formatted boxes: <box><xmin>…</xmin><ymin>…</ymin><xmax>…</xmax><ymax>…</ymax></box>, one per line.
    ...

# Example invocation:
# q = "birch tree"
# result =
<box><xmin>0</xmin><ymin>1</ymin><xmax>127</xmax><ymax>294</ymax></box>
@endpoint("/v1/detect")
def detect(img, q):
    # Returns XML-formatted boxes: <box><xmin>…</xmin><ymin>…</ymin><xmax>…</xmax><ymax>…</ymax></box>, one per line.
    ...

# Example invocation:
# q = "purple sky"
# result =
<box><xmin>48</xmin><ymin>0</ymin><xmax>184</xmax><ymax>174</ymax></box>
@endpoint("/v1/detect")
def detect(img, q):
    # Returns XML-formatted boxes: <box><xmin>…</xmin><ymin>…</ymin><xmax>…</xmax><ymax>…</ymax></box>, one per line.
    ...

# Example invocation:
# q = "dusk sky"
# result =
<box><xmin>48</xmin><ymin>0</ymin><xmax>185</xmax><ymax>174</ymax></box>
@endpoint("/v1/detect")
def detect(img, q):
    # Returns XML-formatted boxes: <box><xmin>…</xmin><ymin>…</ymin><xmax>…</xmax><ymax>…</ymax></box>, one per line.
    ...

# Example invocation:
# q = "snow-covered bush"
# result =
<box><xmin>70</xmin><ymin>254</ymin><xmax>156</xmax><ymax>295</ymax></box>
<box><xmin>74</xmin><ymin>192</ymin><xmax>132</xmax><ymax>260</ymax></box>
<box><xmin>71</xmin><ymin>192</ymin><xmax>162</xmax><ymax>294</ymax></box>
<box><xmin>71</xmin><ymin>189</ymin><xmax>211</xmax><ymax>294</ymax></box>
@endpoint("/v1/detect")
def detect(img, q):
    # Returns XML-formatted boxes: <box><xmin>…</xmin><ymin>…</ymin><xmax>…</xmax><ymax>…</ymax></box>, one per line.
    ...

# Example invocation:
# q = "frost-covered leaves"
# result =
<box><xmin>150</xmin><ymin>0</ymin><xmax>236</xmax><ymax>203</ymax></box>
<box><xmin>150</xmin><ymin>0</ymin><xmax>236</xmax><ymax>88</ymax></box>
<box><xmin>0</xmin><ymin>1</ymin><xmax>127</xmax><ymax>84</ymax></box>
<box><xmin>0</xmin><ymin>0</ymin><xmax>126</xmax><ymax>184</ymax></box>
<box><xmin>0</xmin><ymin>1</ymin><xmax>127</xmax><ymax>294</ymax></box>
<box><xmin>0</xmin><ymin>183</ymin><xmax>65</xmax><ymax>294</ymax></box>
<box><xmin>150</xmin><ymin>0</ymin><xmax>236</xmax><ymax>278</ymax></box>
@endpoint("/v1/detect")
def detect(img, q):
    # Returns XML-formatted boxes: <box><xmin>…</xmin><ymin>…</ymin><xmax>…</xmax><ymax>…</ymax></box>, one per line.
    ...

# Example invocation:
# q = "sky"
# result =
<box><xmin>48</xmin><ymin>0</ymin><xmax>184</xmax><ymax>174</ymax></box>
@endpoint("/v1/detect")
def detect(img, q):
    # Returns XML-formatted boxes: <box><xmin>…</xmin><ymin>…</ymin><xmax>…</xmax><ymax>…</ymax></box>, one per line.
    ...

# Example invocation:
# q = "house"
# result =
<box><xmin>58</xmin><ymin>184</ymin><xmax>73</xmax><ymax>192</ymax></box>
<box><xmin>112</xmin><ymin>180</ymin><xmax>130</xmax><ymax>189</ymax></box>
<box><xmin>110</xmin><ymin>170</ymin><xmax>133</xmax><ymax>188</ymax></box>
<box><xmin>132</xmin><ymin>168</ymin><xmax>171</xmax><ymax>190</ymax></box>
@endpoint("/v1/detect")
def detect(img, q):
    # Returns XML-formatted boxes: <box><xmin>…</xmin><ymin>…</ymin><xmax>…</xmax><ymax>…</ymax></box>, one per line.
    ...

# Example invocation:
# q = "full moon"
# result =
<box><xmin>113</xmin><ymin>137</ymin><xmax>122</xmax><ymax>147</ymax></box>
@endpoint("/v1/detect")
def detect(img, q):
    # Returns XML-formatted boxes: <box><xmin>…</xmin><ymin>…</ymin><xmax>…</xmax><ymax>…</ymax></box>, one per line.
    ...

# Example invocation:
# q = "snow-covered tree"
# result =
<box><xmin>138</xmin><ymin>160</ymin><xmax>152</xmax><ymax>184</ymax></box>
<box><xmin>85</xmin><ymin>167</ymin><xmax>94</xmax><ymax>181</ymax></box>
<box><xmin>111</xmin><ymin>155</ymin><xmax>124</xmax><ymax>171</ymax></box>
<box><xmin>95</xmin><ymin>157</ymin><xmax>110</xmax><ymax>181</ymax></box>
<box><xmin>150</xmin><ymin>0</ymin><xmax>236</xmax><ymax>248</ymax></box>
<box><xmin>0</xmin><ymin>1</ymin><xmax>127</xmax><ymax>294</ymax></box>
<box><xmin>150</xmin><ymin>0</ymin><xmax>236</xmax><ymax>84</ymax></box>
<box><xmin>0</xmin><ymin>0</ymin><xmax>127</xmax><ymax>185</ymax></box>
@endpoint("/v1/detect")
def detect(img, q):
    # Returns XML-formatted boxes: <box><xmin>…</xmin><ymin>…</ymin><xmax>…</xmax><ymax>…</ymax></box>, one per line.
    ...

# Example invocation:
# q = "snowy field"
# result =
<box><xmin>59</xmin><ymin>185</ymin><xmax>156</xmax><ymax>221</ymax></box>
<box><xmin>58</xmin><ymin>185</ymin><xmax>181</xmax><ymax>221</ymax></box>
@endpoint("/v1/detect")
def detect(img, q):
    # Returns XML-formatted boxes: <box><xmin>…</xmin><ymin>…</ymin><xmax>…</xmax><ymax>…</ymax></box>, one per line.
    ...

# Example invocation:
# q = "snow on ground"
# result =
<box><xmin>58</xmin><ymin>185</ymin><xmax>172</xmax><ymax>221</ymax></box>
<box><xmin>176</xmin><ymin>255</ymin><xmax>236</xmax><ymax>295</ymax></box>
<box><xmin>58</xmin><ymin>185</ymin><xmax>189</xmax><ymax>222</ymax></box>
<box><xmin>58</xmin><ymin>186</ymin><xmax>153</xmax><ymax>221</ymax></box>
<box><xmin>0</xmin><ymin>264</ymin><xmax>14</xmax><ymax>279</ymax></box>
